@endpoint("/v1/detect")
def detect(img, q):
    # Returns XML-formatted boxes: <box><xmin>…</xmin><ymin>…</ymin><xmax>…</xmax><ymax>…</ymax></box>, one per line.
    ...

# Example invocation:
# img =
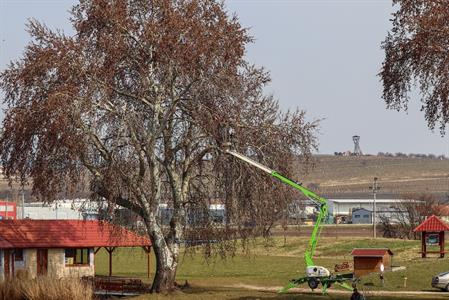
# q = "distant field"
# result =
<box><xmin>1</xmin><ymin>155</ymin><xmax>448</xmax><ymax>202</ymax></box>
<box><xmin>296</xmin><ymin>155</ymin><xmax>449</xmax><ymax>199</ymax></box>
<box><xmin>95</xmin><ymin>236</ymin><xmax>449</xmax><ymax>299</ymax></box>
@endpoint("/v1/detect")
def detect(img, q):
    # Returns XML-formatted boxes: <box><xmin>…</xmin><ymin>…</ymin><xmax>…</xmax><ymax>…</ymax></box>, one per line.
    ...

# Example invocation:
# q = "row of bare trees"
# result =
<box><xmin>377</xmin><ymin>152</ymin><xmax>447</xmax><ymax>159</ymax></box>
<box><xmin>380</xmin><ymin>194</ymin><xmax>445</xmax><ymax>239</ymax></box>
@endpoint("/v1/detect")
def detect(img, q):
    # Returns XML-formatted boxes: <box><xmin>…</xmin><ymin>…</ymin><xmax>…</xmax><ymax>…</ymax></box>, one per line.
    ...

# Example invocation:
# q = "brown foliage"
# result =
<box><xmin>0</xmin><ymin>0</ymin><xmax>318</xmax><ymax>292</ymax></box>
<box><xmin>380</xmin><ymin>0</ymin><xmax>449</xmax><ymax>133</ymax></box>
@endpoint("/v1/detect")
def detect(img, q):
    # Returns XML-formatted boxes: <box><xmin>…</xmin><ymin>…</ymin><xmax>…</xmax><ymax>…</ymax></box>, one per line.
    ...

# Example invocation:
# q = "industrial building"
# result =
<box><xmin>328</xmin><ymin>199</ymin><xmax>406</xmax><ymax>223</ymax></box>
<box><xmin>351</xmin><ymin>208</ymin><xmax>372</xmax><ymax>224</ymax></box>
<box><xmin>20</xmin><ymin>199</ymin><xmax>226</xmax><ymax>227</ymax></box>
<box><xmin>21</xmin><ymin>199</ymin><xmax>104</xmax><ymax>220</ymax></box>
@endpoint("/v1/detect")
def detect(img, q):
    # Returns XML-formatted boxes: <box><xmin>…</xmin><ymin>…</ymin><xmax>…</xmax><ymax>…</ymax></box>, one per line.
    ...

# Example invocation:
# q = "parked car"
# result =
<box><xmin>432</xmin><ymin>271</ymin><xmax>449</xmax><ymax>291</ymax></box>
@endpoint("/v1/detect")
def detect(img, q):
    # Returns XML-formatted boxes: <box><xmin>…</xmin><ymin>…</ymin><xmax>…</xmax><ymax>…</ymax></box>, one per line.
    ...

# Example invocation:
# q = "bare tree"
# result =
<box><xmin>380</xmin><ymin>193</ymin><xmax>442</xmax><ymax>239</ymax></box>
<box><xmin>0</xmin><ymin>0</ymin><xmax>318</xmax><ymax>293</ymax></box>
<box><xmin>380</xmin><ymin>0</ymin><xmax>449</xmax><ymax>133</ymax></box>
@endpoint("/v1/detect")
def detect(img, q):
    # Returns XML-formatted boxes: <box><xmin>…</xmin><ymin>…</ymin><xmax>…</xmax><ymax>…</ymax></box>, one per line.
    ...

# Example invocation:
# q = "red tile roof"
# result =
<box><xmin>413</xmin><ymin>215</ymin><xmax>449</xmax><ymax>232</ymax></box>
<box><xmin>350</xmin><ymin>248</ymin><xmax>393</xmax><ymax>257</ymax></box>
<box><xmin>0</xmin><ymin>220</ymin><xmax>151</xmax><ymax>249</ymax></box>
<box><xmin>0</xmin><ymin>237</ymin><xmax>13</xmax><ymax>248</ymax></box>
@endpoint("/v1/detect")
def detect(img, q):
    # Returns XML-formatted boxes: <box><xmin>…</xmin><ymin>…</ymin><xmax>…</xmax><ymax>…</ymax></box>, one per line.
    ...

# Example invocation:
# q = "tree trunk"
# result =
<box><xmin>152</xmin><ymin>268</ymin><xmax>177</xmax><ymax>293</ymax></box>
<box><xmin>149</xmin><ymin>223</ymin><xmax>179</xmax><ymax>293</ymax></box>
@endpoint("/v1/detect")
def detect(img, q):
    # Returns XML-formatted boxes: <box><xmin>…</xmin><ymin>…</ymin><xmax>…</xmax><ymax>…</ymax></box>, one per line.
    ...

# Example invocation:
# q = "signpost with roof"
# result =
<box><xmin>413</xmin><ymin>215</ymin><xmax>449</xmax><ymax>258</ymax></box>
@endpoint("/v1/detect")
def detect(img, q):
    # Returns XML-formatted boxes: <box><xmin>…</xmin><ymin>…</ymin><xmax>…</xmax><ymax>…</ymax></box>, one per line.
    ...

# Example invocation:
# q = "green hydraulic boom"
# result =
<box><xmin>225</xmin><ymin>149</ymin><xmax>354</xmax><ymax>294</ymax></box>
<box><xmin>272</xmin><ymin>172</ymin><xmax>328</xmax><ymax>268</ymax></box>
<box><xmin>225</xmin><ymin>150</ymin><xmax>327</xmax><ymax>267</ymax></box>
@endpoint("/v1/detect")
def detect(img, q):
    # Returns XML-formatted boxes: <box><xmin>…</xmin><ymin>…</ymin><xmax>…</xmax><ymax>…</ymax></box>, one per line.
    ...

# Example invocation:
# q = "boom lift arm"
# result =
<box><xmin>224</xmin><ymin>150</ymin><xmax>327</xmax><ymax>268</ymax></box>
<box><xmin>225</xmin><ymin>149</ymin><xmax>354</xmax><ymax>293</ymax></box>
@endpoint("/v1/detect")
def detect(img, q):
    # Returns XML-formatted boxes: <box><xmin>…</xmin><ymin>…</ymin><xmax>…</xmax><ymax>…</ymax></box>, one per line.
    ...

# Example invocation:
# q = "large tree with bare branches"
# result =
<box><xmin>380</xmin><ymin>0</ymin><xmax>449</xmax><ymax>133</ymax></box>
<box><xmin>0</xmin><ymin>0</ymin><xmax>318</xmax><ymax>292</ymax></box>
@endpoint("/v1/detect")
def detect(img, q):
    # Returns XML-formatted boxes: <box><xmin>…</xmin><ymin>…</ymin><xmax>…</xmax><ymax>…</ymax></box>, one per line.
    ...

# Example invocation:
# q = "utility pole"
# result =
<box><xmin>369</xmin><ymin>177</ymin><xmax>380</xmax><ymax>239</ymax></box>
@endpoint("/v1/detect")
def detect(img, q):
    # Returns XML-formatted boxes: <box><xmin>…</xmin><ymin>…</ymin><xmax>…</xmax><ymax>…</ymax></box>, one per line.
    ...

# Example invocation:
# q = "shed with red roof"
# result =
<box><xmin>351</xmin><ymin>248</ymin><xmax>394</xmax><ymax>277</ymax></box>
<box><xmin>413</xmin><ymin>215</ymin><xmax>449</xmax><ymax>258</ymax></box>
<box><xmin>0</xmin><ymin>220</ymin><xmax>151</xmax><ymax>280</ymax></box>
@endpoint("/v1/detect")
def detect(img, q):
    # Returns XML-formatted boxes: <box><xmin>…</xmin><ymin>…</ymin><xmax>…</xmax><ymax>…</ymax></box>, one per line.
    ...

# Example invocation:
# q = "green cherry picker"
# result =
<box><xmin>224</xmin><ymin>149</ymin><xmax>354</xmax><ymax>294</ymax></box>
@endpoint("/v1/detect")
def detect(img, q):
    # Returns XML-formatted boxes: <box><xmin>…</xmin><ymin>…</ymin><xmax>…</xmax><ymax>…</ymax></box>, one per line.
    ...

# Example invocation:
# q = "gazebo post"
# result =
<box><xmin>422</xmin><ymin>231</ymin><xmax>426</xmax><ymax>258</ymax></box>
<box><xmin>109</xmin><ymin>248</ymin><xmax>112</xmax><ymax>276</ymax></box>
<box><xmin>142</xmin><ymin>246</ymin><xmax>152</xmax><ymax>279</ymax></box>
<box><xmin>105</xmin><ymin>247</ymin><xmax>116</xmax><ymax>276</ymax></box>
<box><xmin>147</xmin><ymin>248</ymin><xmax>151</xmax><ymax>279</ymax></box>
<box><xmin>440</xmin><ymin>231</ymin><xmax>445</xmax><ymax>258</ymax></box>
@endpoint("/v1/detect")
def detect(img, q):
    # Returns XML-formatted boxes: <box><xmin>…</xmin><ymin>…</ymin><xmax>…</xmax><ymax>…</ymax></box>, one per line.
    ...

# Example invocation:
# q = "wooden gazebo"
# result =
<box><xmin>0</xmin><ymin>220</ymin><xmax>152</xmax><ymax>279</ymax></box>
<box><xmin>413</xmin><ymin>215</ymin><xmax>449</xmax><ymax>258</ymax></box>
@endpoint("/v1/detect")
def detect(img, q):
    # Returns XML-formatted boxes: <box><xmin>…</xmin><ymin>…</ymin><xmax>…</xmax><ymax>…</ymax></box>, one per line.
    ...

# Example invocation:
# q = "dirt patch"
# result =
<box><xmin>227</xmin><ymin>283</ymin><xmax>445</xmax><ymax>297</ymax></box>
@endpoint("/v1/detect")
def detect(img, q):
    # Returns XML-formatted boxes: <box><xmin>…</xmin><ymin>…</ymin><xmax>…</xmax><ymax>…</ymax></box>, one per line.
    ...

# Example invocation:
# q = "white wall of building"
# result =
<box><xmin>24</xmin><ymin>205</ymin><xmax>83</xmax><ymax>220</ymax></box>
<box><xmin>328</xmin><ymin>199</ymin><xmax>406</xmax><ymax>217</ymax></box>
<box><xmin>23</xmin><ymin>199</ymin><xmax>103</xmax><ymax>220</ymax></box>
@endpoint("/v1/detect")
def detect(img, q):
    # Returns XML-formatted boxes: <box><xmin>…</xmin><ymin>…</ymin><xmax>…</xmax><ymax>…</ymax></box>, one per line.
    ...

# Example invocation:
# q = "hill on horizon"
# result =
<box><xmin>1</xmin><ymin>154</ymin><xmax>448</xmax><ymax>204</ymax></box>
<box><xmin>296</xmin><ymin>155</ymin><xmax>449</xmax><ymax>201</ymax></box>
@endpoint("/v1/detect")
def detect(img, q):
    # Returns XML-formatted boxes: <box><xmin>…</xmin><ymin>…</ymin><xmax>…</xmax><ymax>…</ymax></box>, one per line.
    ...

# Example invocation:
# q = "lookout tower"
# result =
<box><xmin>352</xmin><ymin>135</ymin><xmax>363</xmax><ymax>156</ymax></box>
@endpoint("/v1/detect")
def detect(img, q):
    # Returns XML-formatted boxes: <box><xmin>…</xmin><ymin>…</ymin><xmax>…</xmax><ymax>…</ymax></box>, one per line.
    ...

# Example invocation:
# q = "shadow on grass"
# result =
<box><xmin>228</xmin><ymin>293</ymin><xmax>337</xmax><ymax>300</ymax></box>
<box><xmin>163</xmin><ymin>286</ymin><xmax>355</xmax><ymax>300</ymax></box>
<box><xmin>151</xmin><ymin>286</ymin><xmax>335</xmax><ymax>299</ymax></box>
<box><xmin>130</xmin><ymin>285</ymin><xmax>449</xmax><ymax>300</ymax></box>
<box><xmin>229</xmin><ymin>294</ymin><xmax>449</xmax><ymax>300</ymax></box>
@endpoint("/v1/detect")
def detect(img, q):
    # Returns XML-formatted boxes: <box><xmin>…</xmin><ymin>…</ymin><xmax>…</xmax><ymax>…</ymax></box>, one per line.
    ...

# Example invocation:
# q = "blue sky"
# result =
<box><xmin>1</xmin><ymin>0</ymin><xmax>448</xmax><ymax>155</ymax></box>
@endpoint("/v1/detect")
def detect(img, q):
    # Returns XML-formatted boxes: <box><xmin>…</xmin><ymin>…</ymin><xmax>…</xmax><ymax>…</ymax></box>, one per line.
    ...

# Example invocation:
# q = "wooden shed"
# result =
<box><xmin>351</xmin><ymin>248</ymin><xmax>393</xmax><ymax>278</ymax></box>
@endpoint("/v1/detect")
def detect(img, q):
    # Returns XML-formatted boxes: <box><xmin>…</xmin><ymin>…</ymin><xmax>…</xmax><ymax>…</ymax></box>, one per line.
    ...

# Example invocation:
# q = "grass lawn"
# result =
<box><xmin>94</xmin><ymin>237</ymin><xmax>449</xmax><ymax>299</ymax></box>
<box><xmin>129</xmin><ymin>288</ymin><xmax>449</xmax><ymax>300</ymax></box>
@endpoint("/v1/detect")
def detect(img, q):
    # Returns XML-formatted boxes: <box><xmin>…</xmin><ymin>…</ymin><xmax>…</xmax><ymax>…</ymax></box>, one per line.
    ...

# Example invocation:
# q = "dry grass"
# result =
<box><xmin>297</xmin><ymin>155</ymin><xmax>449</xmax><ymax>197</ymax></box>
<box><xmin>0</xmin><ymin>272</ymin><xmax>93</xmax><ymax>300</ymax></box>
<box><xmin>2</xmin><ymin>155</ymin><xmax>448</xmax><ymax>203</ymax></box>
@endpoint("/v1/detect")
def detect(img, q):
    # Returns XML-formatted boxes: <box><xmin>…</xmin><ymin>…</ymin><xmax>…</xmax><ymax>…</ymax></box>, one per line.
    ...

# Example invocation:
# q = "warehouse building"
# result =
<box><xmin>327</xmin><ymin>199</ymin><xmax>408</xmax><ymax>223</ymax></box>
<box><xmin>351</xmin><ymin>208</ymin><xmax>372</xmax><ymax>224</ymax></box>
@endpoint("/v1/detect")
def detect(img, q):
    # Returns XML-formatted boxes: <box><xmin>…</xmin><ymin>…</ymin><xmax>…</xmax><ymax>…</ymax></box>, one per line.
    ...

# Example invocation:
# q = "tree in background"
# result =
<box><xmin>0</xmin><ymin>0</ymin><xmax>318</xmax><ymax>292</ymax></box>
<box><xmin>380</xmin><ymin>0</ymin><xmax>449</xmax><ymax>133</ymax></box>
<box><xmin>380</xmin><ymin>193</ymin><xmax>442</xmax><ymax>239</ymax></box>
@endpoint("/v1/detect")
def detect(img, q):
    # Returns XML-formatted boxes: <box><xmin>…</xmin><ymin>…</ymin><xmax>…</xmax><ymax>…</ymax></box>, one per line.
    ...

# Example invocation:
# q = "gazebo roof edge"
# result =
<box><xmin>413</xmin><ymin>215</ymin><xmax>449</xmax><ymax>232</ymax></box>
